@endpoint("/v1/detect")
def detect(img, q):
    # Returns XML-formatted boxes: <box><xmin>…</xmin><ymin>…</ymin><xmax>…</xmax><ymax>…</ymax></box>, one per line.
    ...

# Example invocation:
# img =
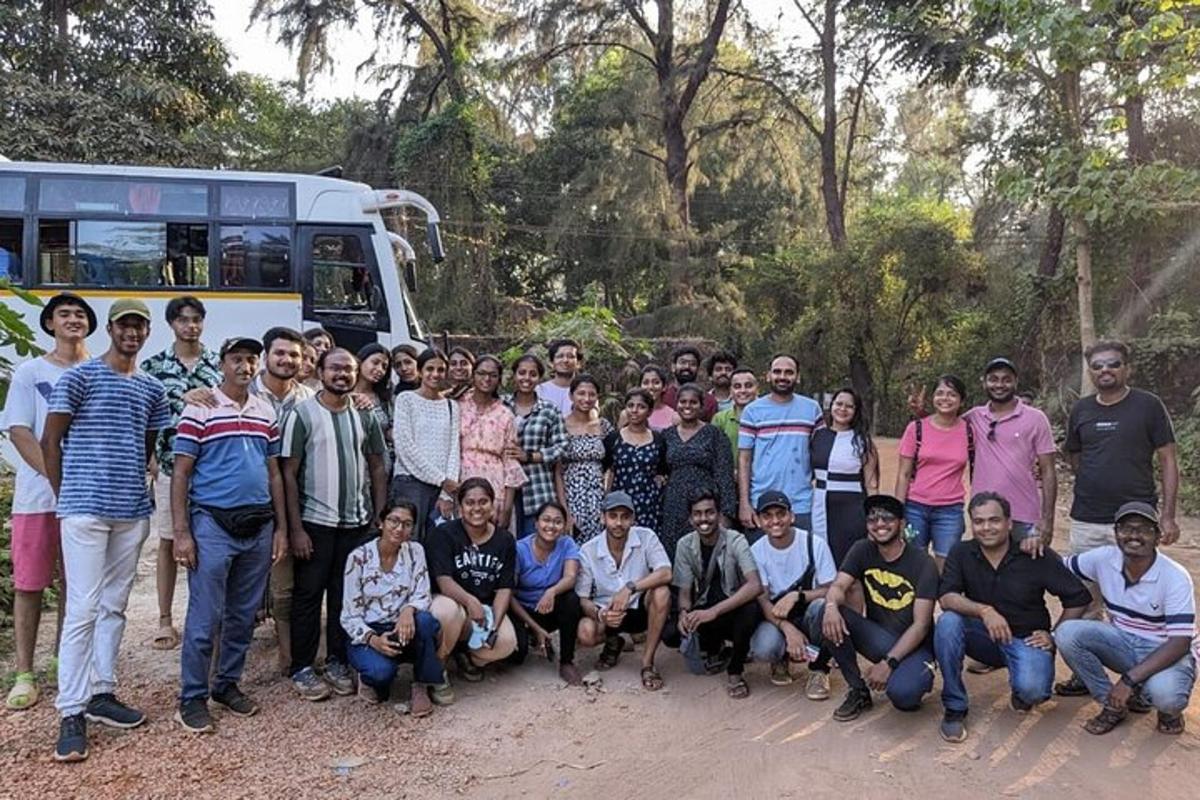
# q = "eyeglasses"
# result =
<box><xmin>1089</xmin><ymin>359</ymin><xmax>1124</xmax><ymax>371</ymax></box>
<box><xmin>383</xmin><ymin>516</ymin><xmax>415</xmax><ymax>529</ymax></box>
<box><xmin>866</xmin><ymin>510</ymin><xmax>898</xmax><ymax>522</ymax></box>
<box><xmin>1115</xmin><ymin>522</ymin><xmax>1156</xmax><ymax>536</ymax></box>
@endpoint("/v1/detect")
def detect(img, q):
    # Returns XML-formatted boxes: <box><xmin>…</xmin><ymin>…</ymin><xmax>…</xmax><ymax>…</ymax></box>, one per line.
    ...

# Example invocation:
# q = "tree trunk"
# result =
<box><xmin>1073</xmin><ymin>213</ymin><xmax>1097</xmax><ymax>395</ymax></box>
<box><xmin>662</xmin><ymin>108</ymin><xmax>694</xmax><ymax>304</ymax></box>
<box><xmin>849</xmin><ymin>338</ymin><xmax>875</xmax><ymax>431</ymax></box>
<box><xmin>819</xmin><ymin>0</ymin><xmax>847</xmax><ymax>249</ymax></box>
<box><xmin>1017</xmin><ymin>204</ymin><xmax>1066</xmax><ymax>385</ymax></box>
<box><xmin>1119</xmin><ymin>91</ymin><xmax>1153</xmax><ymax>334</ymax></box>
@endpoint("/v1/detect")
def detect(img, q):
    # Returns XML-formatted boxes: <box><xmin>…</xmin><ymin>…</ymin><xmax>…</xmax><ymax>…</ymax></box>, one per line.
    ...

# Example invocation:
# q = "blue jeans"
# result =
<box><xmin>749</xmin><ymin>602</ymin><xmax>823</xmax><ymax>663</ymax></box>
<box><xmin>935</xmin><ymin>611</ymin><xmax>1055</xmax><ymax>715</ymax></box>
<box><xmin>904</xmin><ymin>501</ymin><xmax>964</xmax><ymax>557</ymax></box>
<box><xmin>346</xmin><ymin>612</ymin><xmax>445</xmax><ymax>691</ymax></box>
<box><xmin>1055</xmin><ymin>620</ymin><xmax>1196</xmax><ymax>714</ymax></box>
<box><xmin>807</xmin><ymin>599</ymin><xmax>935</xmax><ymax>710</ymax></box>
<box><xmin>180</xmin><ymin>510</ymin><xmax>273</xmax><ymax>702</ymax></box>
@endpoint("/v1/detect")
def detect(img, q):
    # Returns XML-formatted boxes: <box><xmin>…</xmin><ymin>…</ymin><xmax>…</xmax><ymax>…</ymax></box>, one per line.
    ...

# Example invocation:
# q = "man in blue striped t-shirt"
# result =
<box><xmin>42</xmin><ymin>298</ymin><xmax>170</xmax><ymax>763</ymax></box>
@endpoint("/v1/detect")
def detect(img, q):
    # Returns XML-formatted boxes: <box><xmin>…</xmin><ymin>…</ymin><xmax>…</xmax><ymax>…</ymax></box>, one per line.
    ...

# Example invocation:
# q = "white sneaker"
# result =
<box><xmin>805</xmin><ymin>669</ymin><xmax>831</xmax><ymax>701</ymax></box>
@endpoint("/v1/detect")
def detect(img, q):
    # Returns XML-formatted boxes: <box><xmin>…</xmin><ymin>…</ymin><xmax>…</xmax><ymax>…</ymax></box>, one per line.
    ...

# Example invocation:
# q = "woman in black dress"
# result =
<box><xmin>604</xmin><ymin>388</ymin><xmax>667</xmax><ymax>531</ymax></box>
<box><xmin>659</xmin><ymin>384</ymin><xmax>736</xmax><ymax>560</ymax></box>
<box><xmin>809</xmin><ymin>387</ymin><xmax>879</xmax><ymax>566</ymax></box>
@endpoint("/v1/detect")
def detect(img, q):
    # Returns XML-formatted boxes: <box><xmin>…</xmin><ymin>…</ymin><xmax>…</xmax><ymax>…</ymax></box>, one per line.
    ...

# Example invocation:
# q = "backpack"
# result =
<box><xmin>913</xmin><ymin>417</ymin><xmax>974</xmax><ymax>480</ymax></box>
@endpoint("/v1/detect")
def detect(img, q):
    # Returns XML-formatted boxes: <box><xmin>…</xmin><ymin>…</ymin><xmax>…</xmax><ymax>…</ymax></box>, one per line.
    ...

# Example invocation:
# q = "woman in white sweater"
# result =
<box><xmin>391</xmin><ymin>348</ymin><xmax>461</xmax><ymax>540</ymax></box>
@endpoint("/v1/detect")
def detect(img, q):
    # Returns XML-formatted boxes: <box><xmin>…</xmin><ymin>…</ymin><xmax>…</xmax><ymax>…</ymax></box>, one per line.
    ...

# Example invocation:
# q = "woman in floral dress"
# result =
<box><xmin>458</xmin><ymin>355</ymin><xmax>526</xmax><ymax>529</ymax></box>
<box><xmin>555</xmin><ymin>375</ymin><xmax>613</xmax><ymax>543</ymax></box>
<box><xmin>604</xmin><ymin>388</ymin><xmax>667</xmax><ymax>531</ymax></box>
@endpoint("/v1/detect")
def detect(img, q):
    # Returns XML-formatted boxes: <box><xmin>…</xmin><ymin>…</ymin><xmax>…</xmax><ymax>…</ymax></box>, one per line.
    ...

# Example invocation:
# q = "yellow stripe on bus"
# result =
<box><xmin>20</xmin><ymin>289</ymin><xmax>303</xmax><ymax>302</ymax></box>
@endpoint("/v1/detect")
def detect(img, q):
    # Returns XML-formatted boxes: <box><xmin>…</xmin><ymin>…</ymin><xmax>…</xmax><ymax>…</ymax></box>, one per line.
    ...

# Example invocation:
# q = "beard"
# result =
<box><xmin>675</xmin><ymin>369</ymin><xmax>698</xmax><ymax>384</ymax></box>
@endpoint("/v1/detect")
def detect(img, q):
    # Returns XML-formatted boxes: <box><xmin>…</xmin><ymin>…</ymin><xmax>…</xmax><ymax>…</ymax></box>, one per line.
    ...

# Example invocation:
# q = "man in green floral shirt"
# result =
<box><xmin>141</xmin><ymin>296</ymin><xmax>221</xmax><ymax>651</ymax></box>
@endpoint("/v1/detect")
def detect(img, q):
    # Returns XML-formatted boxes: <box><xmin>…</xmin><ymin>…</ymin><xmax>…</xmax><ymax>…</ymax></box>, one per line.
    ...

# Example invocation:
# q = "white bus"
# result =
<box><xmin>0</xmin><ymin>160</ymin><xmax>444</xmax><ymax>356</ymax></box>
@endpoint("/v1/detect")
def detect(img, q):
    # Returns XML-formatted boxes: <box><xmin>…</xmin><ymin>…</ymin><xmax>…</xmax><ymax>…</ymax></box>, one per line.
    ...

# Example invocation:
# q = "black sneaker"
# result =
<box><xmin>1053</xmin><ymin>675</ymin><xmax>1089</xmax><ymax>697</ymax></box>
<box><xmin>54</xmin><ymin>714</ymin><xmax>88</xmax><ymax>763</ymax></box>
<box><xmin>833</xmin><ymin>688</ymin><xmax>873</xmax><ymax>722</ymax></box>
<box><xmin>940</xmin><ymin>711</ymin><xmax>968</xmax><ymax>743</ymax></box>
<box><xmin>212</xmin><ymin>684</ymin><xmax>259</xmax><ymax>717</ymax></box>
<box><xmin>175</xmin><ymin>699</ymin><xmax>214</xmax><ymax>734</ymax></box>
<box><xmin>85</xmin><ymin>693</ymin><xmax>146</xmax><ymax>729</ymax></box>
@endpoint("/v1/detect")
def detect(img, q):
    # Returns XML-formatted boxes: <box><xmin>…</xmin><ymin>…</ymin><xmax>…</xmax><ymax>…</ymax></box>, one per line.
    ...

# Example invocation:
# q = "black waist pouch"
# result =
<box><xmin>200</xmin><ymin>504</ymin><xmax>275</xmax><ymax>538</ymax></box>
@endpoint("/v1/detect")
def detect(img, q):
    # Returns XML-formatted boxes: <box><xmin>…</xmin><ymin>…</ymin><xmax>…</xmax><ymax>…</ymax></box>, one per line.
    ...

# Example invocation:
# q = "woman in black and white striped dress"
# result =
<box><xmin>810</xmin><ymin>388</ymin><xmax>879</xmax><ymax>566</ymax></box>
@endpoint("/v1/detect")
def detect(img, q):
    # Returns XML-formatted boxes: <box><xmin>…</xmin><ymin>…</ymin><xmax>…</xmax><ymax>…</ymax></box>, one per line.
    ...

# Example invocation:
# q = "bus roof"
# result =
<box><xmin>0</xmin><ymin>159</ymin><xmax>370</xmax><ymax>194</ymax></box>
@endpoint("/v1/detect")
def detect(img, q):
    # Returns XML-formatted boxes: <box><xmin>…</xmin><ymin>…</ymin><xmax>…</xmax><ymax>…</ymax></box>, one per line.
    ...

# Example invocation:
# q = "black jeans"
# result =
<box><xmin>696</xmin><ymin>601</ymin><xmax>760</xmax><ymax>676</ymax></box>
<box><xmin>389</xmin><ymin>475</ymin><xmax>440</xmax><ymax>543</ymax></box>
<box><xmin>290</xmin><ymin>522</ymin><xmax>370</xmax><ymax>675</ymax></box>
<box><xmin>512</xmin><ymin>592</ymin><xmax>582</xmax><ymax>665</ymax></box>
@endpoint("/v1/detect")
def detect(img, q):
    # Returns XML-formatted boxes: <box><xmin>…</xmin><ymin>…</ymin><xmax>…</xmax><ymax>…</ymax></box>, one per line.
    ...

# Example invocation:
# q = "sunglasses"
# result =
<box><xmin>1089</xmin><ymin>358</ymin><xmax>1124</xmax><ymax>371</ymax></box>
<box><xmin>987</xmin><ymin>419</ymin><xmax>998</xmax><ymax>442</ymax></box>
<box><xmin>866</xmin><ymin>510</ymin><xmax>898</xmax><ymax>522</ymax></box>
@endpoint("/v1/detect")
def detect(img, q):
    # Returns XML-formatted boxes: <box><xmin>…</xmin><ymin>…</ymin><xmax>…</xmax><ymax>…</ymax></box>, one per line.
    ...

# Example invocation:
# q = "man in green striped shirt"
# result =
<box><xmin>282</xmin><ymin>348</ymin><xmax>388</xmax><ymax>701</ymax></box>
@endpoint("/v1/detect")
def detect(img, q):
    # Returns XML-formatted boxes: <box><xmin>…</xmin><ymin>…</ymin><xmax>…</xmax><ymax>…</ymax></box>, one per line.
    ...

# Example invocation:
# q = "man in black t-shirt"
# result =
<box><xmin>1059</xmin><ymin>340</ymin><xmax>1179</xmax><ymax>697</ymax></box>
<box><xmin>808</xmin><ymin>494</ymin><xmax>938</xmax><ymax>721</ymax></box>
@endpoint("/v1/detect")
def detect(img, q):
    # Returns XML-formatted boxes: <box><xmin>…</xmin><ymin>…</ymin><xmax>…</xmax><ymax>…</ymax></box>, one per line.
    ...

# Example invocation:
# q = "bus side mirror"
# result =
<box><xmin>426</xmin><ymin>222</ymin><xmax>445</xmax><ymax>263</ymax></box>
<box><xmin>404</xmin><ymin>260</ymin><xmax>417</xmax><ymax>293</ymax></box>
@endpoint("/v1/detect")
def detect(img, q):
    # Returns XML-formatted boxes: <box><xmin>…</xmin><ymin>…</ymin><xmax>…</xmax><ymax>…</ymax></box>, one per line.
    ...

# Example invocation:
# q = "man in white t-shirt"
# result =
<box><xmin>0</xmin><ymin>293</ymin><xmax>94</xmax><ymax>711</ymax></box>
<box><xmin>748</xmin><ymin>490</ymin><xmax>837</xmax><ymax>700</ymax></box>
<box><xmin>535</xmin><ymin>338</ymin><xmax>582</xmax><ymax>416</ymax></box>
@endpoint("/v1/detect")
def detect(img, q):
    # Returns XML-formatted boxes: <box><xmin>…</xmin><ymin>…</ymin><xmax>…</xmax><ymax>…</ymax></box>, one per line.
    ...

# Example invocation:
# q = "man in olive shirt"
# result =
<box><xmin>936</xmin><ymin>492</ymin><xmax>1090</xmax><ymax>742</ymax></box>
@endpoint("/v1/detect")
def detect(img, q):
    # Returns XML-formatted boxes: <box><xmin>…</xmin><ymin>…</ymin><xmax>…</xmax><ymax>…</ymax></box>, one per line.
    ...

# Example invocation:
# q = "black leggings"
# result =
<box><xmin>696</xmin><ymin>601</ymin><xmax>760</xmax><ymax>676</ymax></box>
<box><xmin>512</xmin><ymin>592</ymin><xmax>582</xmax><ymax>665</ymax></box>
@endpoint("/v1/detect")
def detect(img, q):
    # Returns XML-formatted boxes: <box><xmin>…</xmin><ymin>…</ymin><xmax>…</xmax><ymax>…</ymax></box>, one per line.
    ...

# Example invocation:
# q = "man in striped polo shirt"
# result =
<box><xmin>1055</xmin><ymin>501</ymin><xmax>1197</xmax><ymax>736</ymax></box>
<box><xmin>737</xmin><ymin>353</ymin><xmax>823</xmax><ymax>531</ymax></box>
<box><xmin>282</xmin><ymin>347</ymin><xmax>389</xmax><ymax>701</ymax></box>
<box><xmin>42</xmin><ymin>298</ymin><xmax>170</xmax><ymax>763</ymax></box>
<box><xmin>171</xmin><ymin>337</ymin><xmax>288</xmax><ymax>733</ymax></box>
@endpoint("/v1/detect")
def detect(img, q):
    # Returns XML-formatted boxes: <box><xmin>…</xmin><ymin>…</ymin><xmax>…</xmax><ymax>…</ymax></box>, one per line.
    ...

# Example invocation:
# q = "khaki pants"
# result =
<box><xmin>1068</xmin><ymin>519</ymin><xmax>1116</xmax><ymax>621</ymax></box>
<box><xmin>430</xmin><ymin>595</ymin><xmax>517</xmax><ymax>664</ymax></box>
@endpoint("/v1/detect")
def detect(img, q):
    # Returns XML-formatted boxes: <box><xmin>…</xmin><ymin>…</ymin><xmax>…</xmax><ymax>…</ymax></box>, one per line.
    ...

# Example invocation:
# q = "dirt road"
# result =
<box><xmin>3</xmin><ymin>439</ymin><xmax>1198</xmax><ymax>799</ymax></box>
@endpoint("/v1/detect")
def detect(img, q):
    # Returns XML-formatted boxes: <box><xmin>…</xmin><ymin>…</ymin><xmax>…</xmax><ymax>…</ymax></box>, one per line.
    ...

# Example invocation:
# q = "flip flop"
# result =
<box><xmin>727</xmin><ymin>675</ymin><xmax>750</xmax><ymax>699</ymax></box>
<box><xmin>640</xmin><ymin>665</ymin><xmax>664</xmax><ymax>691</ymax></box>
<box><xmin>152</xmin><ymin>625</ymin><xmax>180</xmax><ymax>650</ymax></box>
<box><xmin>5</xmin><ymin>673</ymin><xmax>39</xmax><ymax>711</ymax></box>
<box><xmin>596</xmin><ymin>635</ymin><xmax>623</xmax><ymax>671</ymax></box>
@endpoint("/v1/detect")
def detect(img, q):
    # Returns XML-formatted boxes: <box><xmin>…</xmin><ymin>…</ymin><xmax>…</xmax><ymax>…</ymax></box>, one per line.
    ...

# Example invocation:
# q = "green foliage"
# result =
<box><xmin>0</xmin><ymin>476</ymin><xmax>13</xmax><ymax>628</ymax></box>
<box><xmin>0</xmin><ymin>283</ymin><xmax>45</xmax><ymax>408</ymax></box>
<box><xmin>500</xmin><ymin>304</ymin><xmax>651</xmax><ymax>391</ymax></box>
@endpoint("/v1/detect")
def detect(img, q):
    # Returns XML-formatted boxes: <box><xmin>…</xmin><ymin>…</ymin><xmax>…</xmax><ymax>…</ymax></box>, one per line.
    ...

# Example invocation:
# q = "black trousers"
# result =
<box><xmin>512</xmin><ymin>591</ymin><xmax>582</xmax><ymax>665</ymax></box>
<box><xmin>696</xmin><ymin>601</ymin><xmax>760</xmax><ymax>676</ymax></box>
<box><xmin>290</xmin><ymin>522</ymin><xmax>370</xmax><ymax>675</ymax></box>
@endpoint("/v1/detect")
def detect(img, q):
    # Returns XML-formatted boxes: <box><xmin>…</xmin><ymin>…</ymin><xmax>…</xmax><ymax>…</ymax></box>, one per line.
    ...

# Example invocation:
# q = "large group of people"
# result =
<box><xmin>1</xmin><ymin>292</ymin><xmax>1193</xmax><ymax>765</ymax></box>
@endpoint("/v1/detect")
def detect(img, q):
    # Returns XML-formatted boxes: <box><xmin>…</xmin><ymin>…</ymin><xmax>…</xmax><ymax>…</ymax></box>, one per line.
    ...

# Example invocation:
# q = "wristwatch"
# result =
<box><xmin>625</xmin><ymin>580</ymin><xmax>638</xmax><ymax>594</ymax></box>
<box><xmin>1119</xmin><ymin>673</ymin><xmax>1142</xmax><ymax>690</ymax></box>
<box><xmin>885</xmin><ymin>656</ymin><xmax>900</xmax><ymax>671</ymax></box>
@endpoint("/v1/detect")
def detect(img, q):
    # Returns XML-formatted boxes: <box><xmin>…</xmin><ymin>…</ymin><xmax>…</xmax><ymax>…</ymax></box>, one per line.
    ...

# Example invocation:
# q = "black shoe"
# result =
<box><xmin>833</xmin><ymin>688</ymin><xmax>873</xmax><ymax>722</ymax></box>
<box><xmin>1010</xmin><ymin>692</ymin><xmax>1034</xmax><ymax>712</ymax></box>
<box><xmin>1053</xmin><ymin>675</ymin><xmax>1089</xmax><ymax>697</ymax></box>
<box><xmin>85</xmin><ymin>693</ymin><xmax>146</xmax><ymax>729</ymax></box>
<box><xmin>212</xmin><ymin>684</ymin><xmax>259</xmax><ymax>717</ymax></box>
<box><xmin>54</xmin><ymin>714</ymin><xmax>88</xmax><ymax>763</ymax></box>
<box><xmin>940</xmin><ymin>711</ymin><xmax>968</xmax><ymax>742</ymax></box>
<box><xmin>1127</xmin><ymin>692</ymin><xmax>1153</xmax><ymax>714</ymax></box>
<box><xmin>175</xmin><ymin>699</ymin><xmax>214</xmax><ymax>734</ymax></box>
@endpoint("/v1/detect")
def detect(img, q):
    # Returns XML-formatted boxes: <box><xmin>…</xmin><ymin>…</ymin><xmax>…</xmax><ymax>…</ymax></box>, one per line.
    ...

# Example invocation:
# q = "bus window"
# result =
<box><xmin>0</xmin><ymin>176</ymin><xmax>25</xmax><ymax>212</ymax></box>
<box><xmin>37</xmin><ymin>220</ymin><xmax>209</xmax><ymax>288</ymax></box>
<box><xmin>219</xmin><ymin>225</ymin><xmax>291</xmax><ymax>288</ymax></box>
<box><xmin>219</xmin><ymin>184</ymin><xmax>291</xmax><ymax>219</ymax></box>
<box><xmin>308</xmin><ymin>231</ymin><xmax>384</xmax><ymax>329</ymax></box>
<box><xmin>0</xmin><ymin>218</ymin><xmax>22</xmax><ymax>282</ymax></box>
<box><xmin>39</xmin><ymin>177</ymin><xmax>207</xmax><ymax>217</ymax></box>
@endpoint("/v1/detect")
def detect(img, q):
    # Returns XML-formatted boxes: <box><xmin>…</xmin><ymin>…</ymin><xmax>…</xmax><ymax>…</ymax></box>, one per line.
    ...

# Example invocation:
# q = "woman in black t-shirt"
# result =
<box><xmin>428</xmin><ymin>478</ymin><xmax>518</xmax><ymax>688</ymax></box>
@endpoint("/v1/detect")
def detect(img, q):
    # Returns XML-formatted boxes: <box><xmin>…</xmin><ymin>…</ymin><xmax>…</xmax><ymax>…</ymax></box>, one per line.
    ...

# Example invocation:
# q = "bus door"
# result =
<box><xmin>299</xmin><ymin>225</ymin><xmax>389</xmax><ymax>354</ymax></box>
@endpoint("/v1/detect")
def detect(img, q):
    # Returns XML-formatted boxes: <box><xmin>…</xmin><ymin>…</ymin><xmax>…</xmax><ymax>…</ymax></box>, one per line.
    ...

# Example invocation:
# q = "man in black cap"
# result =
<box><xmin>576</xmin><ymin>491</ymin><xmax>672</xmax><ymax>690</ymax></box>
<box><xmin>809</xmin><ymin>494</ymin><xmax>939</xmax><ymax>721</ymax></box>
<box><xmin>170</xmin><ymin>337</ymin><xmax>289</xmax><ymax>733</ymax></box>
<box><xmin>2</xmin><ymin>292</ymin><xmax>94</xmax><ymax>712</ymax></box>
<box><xmin>1055</xmin><ymin>501</ymin><xmax>1196</xmax><ymax>736</ymax></box>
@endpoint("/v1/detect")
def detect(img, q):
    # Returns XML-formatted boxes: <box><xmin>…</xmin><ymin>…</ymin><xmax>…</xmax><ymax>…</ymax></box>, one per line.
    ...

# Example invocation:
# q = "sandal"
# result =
<box><xmin>5</xmin><ymin>672</ymin><xmax>39</xmax><ymax>711</ymax></box>
<box><xmin>596</xmin><ymin>635</ymin><xmax>623</xmax><ymax>671</ymax></box>
<box><xmin>727</xmin><ymin>675</ymin><xmax>750</xmax><ymax>699</ymax></box>
<box><xmin>455</xmin><ymin>652</ymin><xmax>484</xmax><ymax>683</ymax></box>
<box><xmin>1157</xmin><ymin>712</ymin><xmax>1185</xmax><ymax>735</ymax></box>
<box><xmin>1083</xmin><ymin>705</ymin><xmax>1127</xmax><ymax>735</ymax></box>
<box><xmin>152</xmin><ymin>624</ymin><xmax>180</xmax><ymax>651</ymax></box>
<box><xmin>559</xmin><ymin>663</ymin><xmax>584</xmax><ymax>687</ymax></box>
<box><xmin>640</xmin><ymin>665</ymin><xmax>664</xmax><ymax>691</ymax></box>
<box><xmin>409</xmin><ymin>685</ymin><xmax>434</xmax><ymax>718</ymax></box>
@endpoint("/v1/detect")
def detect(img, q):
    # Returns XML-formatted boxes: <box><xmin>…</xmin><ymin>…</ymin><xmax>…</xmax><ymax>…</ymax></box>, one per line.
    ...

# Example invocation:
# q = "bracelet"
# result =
<box><xmin>1119</xmin><ymin>673</ymin><xmax>1142</xmax><ymax>690</ymax></box>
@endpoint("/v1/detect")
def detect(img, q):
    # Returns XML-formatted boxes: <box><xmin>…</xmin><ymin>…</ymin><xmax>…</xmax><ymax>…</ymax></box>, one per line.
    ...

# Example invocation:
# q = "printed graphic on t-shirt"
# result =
<box><xmin>455</xmin><ymin>549</ymin><xmax>505</xmax><ymax>588</ymax></box>
<box><xmin>36</xmin><ymin>382</ymin><xmax>53</xmax><ymax>401</ymax></box>
<box><xmin>863</xmin><ymin>567</ymin><xmax>915</xmax><ymax>611</ymax></box>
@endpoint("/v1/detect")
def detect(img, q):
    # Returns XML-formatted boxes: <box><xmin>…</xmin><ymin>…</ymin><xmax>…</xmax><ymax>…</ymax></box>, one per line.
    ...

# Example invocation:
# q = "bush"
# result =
<box><xmin>0</xmin><ymin>475</ymin><xmax>13</xmax><ymax>627</ymax></box>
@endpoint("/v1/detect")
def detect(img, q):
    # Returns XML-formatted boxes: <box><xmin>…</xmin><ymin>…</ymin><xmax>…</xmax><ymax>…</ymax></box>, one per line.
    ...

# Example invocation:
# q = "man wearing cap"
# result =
<box><xmin>42</xmin><ymin>298</ymin><xmax>170</xmax><ymax>762</ymax></box>
<box><xmin>170</xmin><ymin>337</ymin><xmax>289</xmax><ymax>733</ymax></box>
<box><xmin>747</xmin><ymin>489</ymin><xmax>837</xmax><ymax>699</ymax></box>
<box><xmin>576</xmin><ymin>491</ymin><xmax>673</xmax><ymax>690</ymax></box>
<box><xmin>1054</xmin><ymin>501</ymin><xmax>1197</xmax><ymax>736</ymax></box>
<box><xmin>1</xmin><ymin>292</ymin><xmax>94</xmax><ymax>712</ymax></box>
<box><xmin>935</xmin><ymin>491</ymin><xmax>1091</xmax><ymax>743</ymax></box>
<box><xmin>141</xmin><ymin>296</ymin><xmax>222</xmax><ymax>652</ymax></box>
<box><xmin>809</xmin><ymin>494</ymin><xmax>939</xmax><ymax>722</ymax></box>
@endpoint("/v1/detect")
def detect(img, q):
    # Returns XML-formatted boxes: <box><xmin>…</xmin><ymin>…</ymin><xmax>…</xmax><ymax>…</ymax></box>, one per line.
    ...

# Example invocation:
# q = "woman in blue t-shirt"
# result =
<box><xmin>508</xmin><ymin>501</ymin><xmax>584</xmax><ymax>685</ymax></box>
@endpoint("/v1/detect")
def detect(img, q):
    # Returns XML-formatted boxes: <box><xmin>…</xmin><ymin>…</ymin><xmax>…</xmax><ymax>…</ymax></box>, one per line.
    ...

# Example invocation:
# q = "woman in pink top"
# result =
<box><xmin>895</xmin><ymin>374</ymin><xmax>970</xmax><ymax>568</ymax></box>
<box><xmin>640</xmin><ymin>364</ymin><xmax>681</xmax><ymax>432</ymax></box>
<box><xmin>459</xmin><ymin>355</ymin><xmax>527</xmax><ymax>529</ymax></box>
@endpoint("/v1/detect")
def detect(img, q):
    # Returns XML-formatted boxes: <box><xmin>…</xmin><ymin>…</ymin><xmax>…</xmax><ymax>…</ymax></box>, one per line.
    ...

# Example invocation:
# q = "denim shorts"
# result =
<box><xmin>904</xmin><ymin>500</ymin><xmax>965</xmax><ymax>557</ymax></box>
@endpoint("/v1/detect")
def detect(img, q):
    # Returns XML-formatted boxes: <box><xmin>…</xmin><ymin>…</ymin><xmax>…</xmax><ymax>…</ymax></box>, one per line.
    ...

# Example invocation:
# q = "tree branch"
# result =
<box><xmin>839</xmin><ymin>51</ymin><xmax>880</xmax><ymax>208</ymax></box>
<box><xmin>678</xmin><ymin>0</ymin><xmax>734</xmax><ymax>115</ymax></box>
<box><xmin>790</xmin><ymin>0</ymin><xmax>824</xmax><ymax>40</ymax></box>
<box><xmin>714</xmin><ymin>66</ymin><xmax>822</xmax><ymax>140</ymax></box>
<box><xmin>621</xmin><ymin>0</ymin><xmax>658</xmax><ymax>48</ymax></box>
<box><xmin>533</xmin><ymin>40</ymin><xmax>657</xmax><ymax>69</ymax></box>
<box><xmin>631</xmin><ymin>146</ymin><xmax>667</xmax><ymax>166</ymax></box>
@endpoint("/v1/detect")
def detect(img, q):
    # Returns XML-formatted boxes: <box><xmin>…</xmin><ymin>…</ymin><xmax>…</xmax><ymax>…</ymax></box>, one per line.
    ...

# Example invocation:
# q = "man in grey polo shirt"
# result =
<box><xmin>576</xmin><ymin>491</ymin><xmax>672</xmax><ymax>690</ymax></box>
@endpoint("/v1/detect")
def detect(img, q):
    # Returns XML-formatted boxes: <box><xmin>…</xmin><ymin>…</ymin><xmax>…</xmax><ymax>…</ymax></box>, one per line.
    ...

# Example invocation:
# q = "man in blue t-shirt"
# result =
<box><xmin>42</xmin><ymin>298</ymin><xmax>170</xmax><ymax>763</ymax></box>
<box><xmin>737</xmin><ymin>354</ymin><xmax>823</xmax><ymax>530</ymax></box>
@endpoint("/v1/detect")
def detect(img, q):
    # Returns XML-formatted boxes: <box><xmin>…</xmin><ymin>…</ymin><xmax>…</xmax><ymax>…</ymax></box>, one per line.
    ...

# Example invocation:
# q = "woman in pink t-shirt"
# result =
<box><xmin>895</xmin><ymin>375</ymin><xmax>970</xmax><ymax>568</ymax></box>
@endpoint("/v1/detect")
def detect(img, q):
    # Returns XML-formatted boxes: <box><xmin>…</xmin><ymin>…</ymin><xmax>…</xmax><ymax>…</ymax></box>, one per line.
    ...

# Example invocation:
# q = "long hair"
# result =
<box><xmin>829</xmin><ymin>386</ymin><xmax>878</xmax><ymax>482</ymax></box>
<box><xmin>355</xmin><ymin>342</ymin><xmax>393</xmax><ymax>408</ymax></box>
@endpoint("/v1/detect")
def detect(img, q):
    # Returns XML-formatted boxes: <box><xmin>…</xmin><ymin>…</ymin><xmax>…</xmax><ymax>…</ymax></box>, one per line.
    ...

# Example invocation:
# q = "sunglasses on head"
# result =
<box><xmin>1089</xmin><ymin>358</ymin><xmax>1124</xmax><ymax>371</ymax></box>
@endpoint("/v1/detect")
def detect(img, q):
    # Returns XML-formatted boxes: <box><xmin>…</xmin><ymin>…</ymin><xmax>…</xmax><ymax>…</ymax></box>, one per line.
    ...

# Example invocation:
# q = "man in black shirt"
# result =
<box><xmin>809</xmin><ymin>495</ymin><xmax>939</xmax><ymax>722</ymax></box>
<box><xmin>936</xmin><ymin>492</ymin><xmax>1091</xmax><ymax>742</ymax></box>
